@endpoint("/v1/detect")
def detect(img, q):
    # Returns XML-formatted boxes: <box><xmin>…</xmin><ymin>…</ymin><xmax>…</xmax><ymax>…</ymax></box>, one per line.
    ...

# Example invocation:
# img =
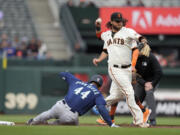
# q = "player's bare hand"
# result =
<box><xmin>111</xmin><ymin>123</ymin><xmax>119</xmax><ymax>128</ymax></box>
<box><xmin>93</xmin><ymin>58</ymin><xmax>100</xmax><ymax>66</ymax></box>
<box><xmin>145</xmin><ymin>82</ymin><xmax>153</xmax><ymax>91</ymax></box>
<box><xmin>132</xmin><ymin>66</ymin><xmax>136</xmax><ymax>72</ymax></box>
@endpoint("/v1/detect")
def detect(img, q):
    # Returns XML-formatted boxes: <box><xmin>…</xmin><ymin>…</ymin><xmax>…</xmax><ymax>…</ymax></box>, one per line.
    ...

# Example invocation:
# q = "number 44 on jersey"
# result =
<box><xmin>74</xmin><ymin>87</ymin><xmax>91</xmax><ymax>99</ymax></box>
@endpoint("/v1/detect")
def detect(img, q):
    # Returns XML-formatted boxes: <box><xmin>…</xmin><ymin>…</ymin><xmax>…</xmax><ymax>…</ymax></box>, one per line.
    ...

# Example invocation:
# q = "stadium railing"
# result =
<box><xmin>59</xmin><ymin>4</ymin><xmax>86</xmax><ymax>53</ymax></box>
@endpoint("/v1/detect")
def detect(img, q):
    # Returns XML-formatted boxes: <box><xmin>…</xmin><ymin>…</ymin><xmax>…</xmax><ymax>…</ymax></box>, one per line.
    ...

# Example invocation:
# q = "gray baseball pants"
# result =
<box><xmin>32</xmin><ymin>100</ymin><xmax>79</xmax><ymax>125</ymax></box>
<box><xmin>133</xmin><ymin>83</ymin><xmax>156</xmax><ymax>121</ymax></box>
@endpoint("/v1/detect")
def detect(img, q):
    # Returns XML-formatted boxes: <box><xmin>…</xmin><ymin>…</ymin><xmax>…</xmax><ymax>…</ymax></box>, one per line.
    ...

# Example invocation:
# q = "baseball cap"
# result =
<box><xmin>89</xmin><ymin>75</ymin><xmax>103</xmax><ymax>87</ymax></box>
<box><xmin>111</xmin><ymin>12</ymin><xmax>123</xmax><ymax>22</ymax></box>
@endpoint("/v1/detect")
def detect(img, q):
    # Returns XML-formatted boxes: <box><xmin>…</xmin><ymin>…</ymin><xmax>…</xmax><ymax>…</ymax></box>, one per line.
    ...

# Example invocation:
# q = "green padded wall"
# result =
<box><xmin>0</xmin><ymin>59</ymin><xmax>180</xmax><ymax>114</ymax></box>
<box><xmin>0</xmin><ymin>60</ymin><xmax>4</xmax><ymax>112</ymax></box>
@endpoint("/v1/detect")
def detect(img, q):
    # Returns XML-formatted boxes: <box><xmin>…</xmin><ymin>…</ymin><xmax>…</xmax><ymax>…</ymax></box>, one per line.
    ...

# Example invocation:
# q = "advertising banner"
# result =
<box><xmin>92</xmin><ymin>90</ymin><xmax>180</xmax><ymax>116</ymax></box>
<box><xmin>100</xmin><ymin>7</ymin><xmax>180</xmax><ymax>34</ymax></box>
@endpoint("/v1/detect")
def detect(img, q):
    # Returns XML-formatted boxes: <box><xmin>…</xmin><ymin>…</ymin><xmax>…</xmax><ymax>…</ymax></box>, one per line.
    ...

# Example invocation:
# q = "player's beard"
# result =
<box><xmin>112</xmin><ymin>25</ymin><xmax>121</xmax><ymax>32</ymax></box>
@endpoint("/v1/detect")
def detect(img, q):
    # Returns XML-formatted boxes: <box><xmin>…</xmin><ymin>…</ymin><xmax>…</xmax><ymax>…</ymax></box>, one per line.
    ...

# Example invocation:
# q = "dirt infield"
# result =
<box><xmin>15</xmin><ymin>122</ymin><xmax>180</xmax><ymax>128</ymax></box>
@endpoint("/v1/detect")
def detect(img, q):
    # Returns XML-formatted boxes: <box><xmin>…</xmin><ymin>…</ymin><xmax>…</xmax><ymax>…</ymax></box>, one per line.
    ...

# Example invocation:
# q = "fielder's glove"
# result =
<box><xmin>138</xmin><ymin>42</ymin><xmax>151</xmax><ymax>57</ymax></box>
<box><xmin>137</xmin><ymin>42</ymin><xmax>145</xmax><ymax>51</ymax></box>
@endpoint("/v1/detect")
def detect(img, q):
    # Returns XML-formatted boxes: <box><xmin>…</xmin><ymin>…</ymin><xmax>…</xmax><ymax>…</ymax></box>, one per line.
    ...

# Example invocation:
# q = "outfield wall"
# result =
<box><xmin>0</xmin><ymin>65</ymin><xmax>107</xmax><ymax>114</ymax></box>
<box><xmin>0</xmin><ymin>59</ymin><xmax>180</xmax><ymax>115</ymax></box>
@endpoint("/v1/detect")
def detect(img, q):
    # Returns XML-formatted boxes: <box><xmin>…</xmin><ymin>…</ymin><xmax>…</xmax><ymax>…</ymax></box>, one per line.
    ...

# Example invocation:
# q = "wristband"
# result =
<box><xmin>96</xmin><ymin>26</ymin><xmax>101</xmax><ymax>31</ymax></box>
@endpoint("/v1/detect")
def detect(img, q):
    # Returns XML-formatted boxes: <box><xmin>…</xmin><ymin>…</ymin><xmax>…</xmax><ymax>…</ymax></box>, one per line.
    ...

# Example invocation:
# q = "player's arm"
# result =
<box><xmin>59</xmin><ymin>72</ymin><xmax>78</xmax><ymax>84</ymax></box>
<box><xmin>128</xmin><ymin>28</ymin><xmax>148</xmax><ymax>45</ymax></box>
<box><xmin>93</xmin><ymin>50</ymin><xmax>108</xmax><ymax>66</ymax></box>
<box><xmin>132</xmin><ymin>48</ymin><xmax>139</xmax><ymax>72</ymax></box>
<box><xmin>130</xmin><ymin>40</ymin><xmax>139</xmax><ymax>72</ymax></box>
<box><xmin>96</xmin><ymin>104</ymin><xmax>113</xmax><ymax>126</ymax></box>
<box><xmin>96</xmin><ymin>31</ymin><xmax>102</xmax><ymax>39</ymax></box>
<box><xmin>95</xmin><ymin>18</ymin><xmax>102</xmax><ymax>39</ymax></box>
<box><xmin>95</xmin><ymin>95</ymin><xmax>118</xmax><ymax>127</ymax></box>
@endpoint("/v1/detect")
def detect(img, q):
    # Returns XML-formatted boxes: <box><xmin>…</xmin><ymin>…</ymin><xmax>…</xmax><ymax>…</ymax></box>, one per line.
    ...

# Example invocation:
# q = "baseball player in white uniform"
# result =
<box><xmin>93</xmin><ymin>12</ymin><xmax>149</xmax><ymax>127</ymax></box>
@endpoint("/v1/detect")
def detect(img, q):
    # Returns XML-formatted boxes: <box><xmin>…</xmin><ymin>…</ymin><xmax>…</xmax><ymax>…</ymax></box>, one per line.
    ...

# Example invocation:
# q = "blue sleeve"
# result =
<box><xmin>95</xmin><ymin>94</ymin><xmax>112</xmax><ymax>126</ymax></box>
<box><xmin>96</xmin><ymin>105</ymin><xmax>112</xmax><ymax>126</ymax></box>
<box><xmin>95</xmin><ymin>94</ymin><xmax>106</xmax><ymax>105</ymax></box>
<box><xmin>59</xmin><ymin>72</ymin><xmax>78</xmax><ymax>84</ymax></box>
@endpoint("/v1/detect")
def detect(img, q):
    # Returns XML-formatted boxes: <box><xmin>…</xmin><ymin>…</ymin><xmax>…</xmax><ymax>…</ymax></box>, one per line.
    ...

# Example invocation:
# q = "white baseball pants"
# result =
<box><xmin>106</xmin><ymin>65</ymin><xmax>143</xmax><ymax>125</ymax></box>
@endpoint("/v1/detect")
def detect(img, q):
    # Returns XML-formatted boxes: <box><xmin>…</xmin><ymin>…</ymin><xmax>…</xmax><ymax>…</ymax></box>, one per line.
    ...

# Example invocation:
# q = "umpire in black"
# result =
<box><xmin>133</xmin><ymin>43</ymin><xmax>163</xmax><ymax>126</ymax></box>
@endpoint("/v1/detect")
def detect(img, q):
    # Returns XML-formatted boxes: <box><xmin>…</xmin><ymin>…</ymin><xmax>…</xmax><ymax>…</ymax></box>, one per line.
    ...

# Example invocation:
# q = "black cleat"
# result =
<box><xmin>149</xmin><ymin>119</ymin><xmax>156</xmax><ymax>126</ymax></box>
<box><xmin>27</xmin><ymin>118</ymin><xmax>34</xmax><ymax>125</ymax></box>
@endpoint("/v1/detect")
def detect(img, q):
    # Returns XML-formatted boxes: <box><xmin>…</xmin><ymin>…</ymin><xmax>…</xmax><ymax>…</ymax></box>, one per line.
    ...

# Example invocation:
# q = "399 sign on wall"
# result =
<box><xmin>5</xmin><ymin>93</ymin><xmax>38</xmax><ymax>110</ymax></box>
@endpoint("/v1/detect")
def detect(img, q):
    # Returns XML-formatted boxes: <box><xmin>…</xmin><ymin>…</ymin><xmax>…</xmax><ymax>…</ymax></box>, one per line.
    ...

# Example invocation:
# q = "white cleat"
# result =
<box><xmin>138</xmin><ymin>122</ymin><xmax>150</xmax><ymax>128</ymax></box>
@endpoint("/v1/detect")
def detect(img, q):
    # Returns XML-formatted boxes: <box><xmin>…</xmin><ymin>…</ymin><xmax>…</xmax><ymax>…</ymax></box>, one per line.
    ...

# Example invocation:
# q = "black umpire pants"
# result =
<box><xmin>133</xmin><ymin>82</ymin><xmax>157</xmax><ymax>121</ymax></box>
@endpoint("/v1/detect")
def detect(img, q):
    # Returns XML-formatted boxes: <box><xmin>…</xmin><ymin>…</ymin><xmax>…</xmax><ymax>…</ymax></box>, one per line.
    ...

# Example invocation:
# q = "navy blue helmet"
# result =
<box><xmin>89</xmin><ymin>75</ymin><xmax>103</xmax><ymax>87</ymax></box>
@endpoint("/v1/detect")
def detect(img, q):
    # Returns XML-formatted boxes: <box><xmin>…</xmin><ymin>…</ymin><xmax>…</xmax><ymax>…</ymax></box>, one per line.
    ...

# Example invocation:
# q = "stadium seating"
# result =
<box><xmin>0</xmin><ymin>0</ymin><xmax>37</xmax><ymax>39</ymax></box>
<box><xmin>58</xmin><ymin>0</ymin><xmax>180</xmax><ymax>7</ymax></box>
<box><xmin>68</xmin><ymin>6</ymin><xmax>103</xmax><ymax>53</ymax></box>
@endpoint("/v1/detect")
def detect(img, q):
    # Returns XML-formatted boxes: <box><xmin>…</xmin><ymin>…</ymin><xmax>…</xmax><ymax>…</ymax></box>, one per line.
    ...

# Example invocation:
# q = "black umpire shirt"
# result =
<box><xmin>135</xmin><ymin>52</ymin><xmax>163</xmax><ymax>87</ymax></box>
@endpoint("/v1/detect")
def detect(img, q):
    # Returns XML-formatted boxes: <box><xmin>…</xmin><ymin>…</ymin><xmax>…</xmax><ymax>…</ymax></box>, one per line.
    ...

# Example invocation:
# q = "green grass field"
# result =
<box><xmin>0</xmin><ymin>115</ymin><xmax>180</xmax><ymax>135</ymax></box>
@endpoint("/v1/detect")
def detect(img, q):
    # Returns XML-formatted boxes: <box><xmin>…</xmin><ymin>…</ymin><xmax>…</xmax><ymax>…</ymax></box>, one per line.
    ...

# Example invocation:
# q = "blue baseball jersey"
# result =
<box><xmin>60</xmin><ymin>72</ymin><xmax>106</xmax><ymax>116</ymax></box>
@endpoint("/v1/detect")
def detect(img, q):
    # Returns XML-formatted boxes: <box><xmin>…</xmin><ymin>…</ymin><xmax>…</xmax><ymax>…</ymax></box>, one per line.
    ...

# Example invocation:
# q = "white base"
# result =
<box><xmin>0</xmin><ymin>121</ymin><xmax>15</xmax><ymax>126</ymax></box>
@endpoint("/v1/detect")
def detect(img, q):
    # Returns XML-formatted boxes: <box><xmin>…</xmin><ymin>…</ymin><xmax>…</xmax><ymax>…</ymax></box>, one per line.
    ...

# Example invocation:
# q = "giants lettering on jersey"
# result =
<box><xmin>107</xmin><ymin>38</ymin><xmax>124</xmax><ymax>46</ymax></box>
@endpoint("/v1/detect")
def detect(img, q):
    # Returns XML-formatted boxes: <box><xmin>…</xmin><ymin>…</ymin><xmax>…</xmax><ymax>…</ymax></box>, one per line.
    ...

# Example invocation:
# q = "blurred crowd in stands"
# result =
<box><xmin>126</xmin><ymin>0</ymin><xmax>145</xmax><ymax>6</ymax></box>
<box><xmin>0</xmin><ymin>7</ymin><xmax>51</xmax><ymax>60</ymax></box>
<box><xmin>0</xmin><ymin>10</ymin><xmax>4</xmax><ymax>29</ymax></box>
<box><xmin>0</xmin><ymin>33</ymin><xmax>51</xmax><ymax>60</ymax></box>
<box><xmin>153</xmin><ymin>50</ymin><xmax>180</xmax><ymax>68</ymax></box>
<box><xmin>66</xmin><ymin>0</ymin><xmax>145</xmax><ymax>7</ymax></box>
<box><xmin>64</xmin><ymin>0</ymin><xmax>180</xmax><ymax>7</ymax></box>
<box><xmin>66</xmin><ymin>0</ymin><xmax>97</xmax><ymax>7</ymax></box>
